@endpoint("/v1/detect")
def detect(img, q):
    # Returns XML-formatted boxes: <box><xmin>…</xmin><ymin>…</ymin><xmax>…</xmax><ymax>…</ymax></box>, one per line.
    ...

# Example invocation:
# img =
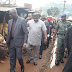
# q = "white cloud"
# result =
<box><xmin>2</xmin><ymin>0</ymin><xmax>72</xmax><ymax>9</ymax></box>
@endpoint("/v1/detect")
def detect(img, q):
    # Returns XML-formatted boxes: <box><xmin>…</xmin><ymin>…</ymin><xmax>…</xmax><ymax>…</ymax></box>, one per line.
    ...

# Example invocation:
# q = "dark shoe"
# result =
<box><xmin>34</xmin><ymin>62</ymin><xmax>37</xmax><ymax>66</ymax></box>
<box><xmin>61</xmin><ymin>59</ymin><xmax>64</xmax><ymax>63</ymax></box>
<box><xmin>47</xmin><ymin>47</ymin><xmax>49</xmax><ymax>49</ymax></box>
<box><xmin>23</xmin><ymin>50</ymin><xmax>27</xmax><ymax>54</ymax></box>
<box><xmin>43</xmin><ymin>48</ymin><xmax>46</xmax><ymax>50</ymax></box>
<box><xmin>64</xmin><ymin>52</ymin><xmax>66</xmax><ymax>58</ymax></box>
<box><xmin>55</xmin><ymin>61</ymin><xmax>59</xmax><ymax>65</ymax></box>
<box><xmin>26</xmin><ymin>59</ymin><xmax>33</xmax><ymax>64</ymax></box>
<box><xmin>39</xmin><ymin>55</ymin><xmax>42</xmax><ymax>59</ymax></box>
<box><xmin>21</xmin><ymin>67</ymin><xmax>24</xmax><ymax>72</ymax></box>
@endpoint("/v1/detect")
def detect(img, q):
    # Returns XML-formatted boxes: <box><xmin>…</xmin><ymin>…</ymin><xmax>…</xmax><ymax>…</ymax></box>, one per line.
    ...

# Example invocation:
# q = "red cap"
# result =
<box><xmin>47</xmin><ymin>18</ymin><xmax>51</xmax><ymax>22</ymax></box>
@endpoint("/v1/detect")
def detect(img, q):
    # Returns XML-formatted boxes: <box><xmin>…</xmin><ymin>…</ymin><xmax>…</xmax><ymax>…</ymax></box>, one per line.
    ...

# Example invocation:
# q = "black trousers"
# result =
<box><xmin>40</xmin><ymin>38</ymin><xmax>50</xmax><ymax>55</ymax></box>
<box><xmin>40</xmin><ymin>43</ymin><xmax>44</xmax><ymax>55</ymax></box>
<box><xmin>9</xmin><ymin>46</ymin><xmax>24</xmax><ymax>72</ymax></box>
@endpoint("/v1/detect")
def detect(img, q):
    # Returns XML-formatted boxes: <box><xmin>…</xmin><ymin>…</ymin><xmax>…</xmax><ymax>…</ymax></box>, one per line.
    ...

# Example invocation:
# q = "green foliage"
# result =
<box><xmin>47</xmin><ymin>7</ymin><xmax>60</xmax><ymax>16</ymax></box>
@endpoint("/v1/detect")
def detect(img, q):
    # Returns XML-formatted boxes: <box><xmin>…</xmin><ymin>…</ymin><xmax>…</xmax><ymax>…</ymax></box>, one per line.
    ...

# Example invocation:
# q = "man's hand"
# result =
<box><xmin>65</xmin><ymin>48</ymin><xmax>68</xmax><ymax>53</ymax></box>
<box><xmin>53</xmin><ymin>36</ymin><xmax>55</xmax><ymax>41</ymax></box>
<box><xmin>22</xmin><ymin>44</ymin><xmax>27</xmax><ymax>50</ymax></box>
<box><xmin>44</xmin><ymin>38</ymin><xmax>47</xmax><ymax>45</ymax></box>
<box><xmin>50</xmin><ymin>25</ymin><xmax>52</xmax><ymax>28</ymax></box>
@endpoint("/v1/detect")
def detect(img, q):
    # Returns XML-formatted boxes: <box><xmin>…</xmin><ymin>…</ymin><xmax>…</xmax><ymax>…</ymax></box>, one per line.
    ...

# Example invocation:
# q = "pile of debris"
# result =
<box><xmin>0</xmin><ymin>34</ymin><xmax>8</xmax><ymax>61</ymax></box>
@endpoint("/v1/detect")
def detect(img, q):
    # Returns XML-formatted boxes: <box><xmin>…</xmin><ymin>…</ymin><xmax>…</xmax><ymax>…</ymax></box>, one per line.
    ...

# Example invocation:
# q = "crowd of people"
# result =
<box><xmin>0</xmin><ymin>8</ymin><xmax>72</xmax><ymax>72</ymax></box>
<box><xmin>53</xmin><ymin>14</ymin><xmax>72</xmax><ymax>72</ymax></box>
<box><xmin>5</xmin><ymin>8</ymin><xmax>55</xmax><ymax>72</ymax></box>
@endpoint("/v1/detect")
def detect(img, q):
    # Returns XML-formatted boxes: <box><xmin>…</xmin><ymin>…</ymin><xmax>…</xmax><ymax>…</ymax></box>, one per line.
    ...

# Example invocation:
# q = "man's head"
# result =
<box><xmin>33</xmin><ymin>13</ymin><xmax>40</xmax><ymax>23</ymax></box>
<box><xmin>26</xmin><ymin>17</ymin><xmax>31</xmax><ymax>22</ymax></box>
<box><xmin>47</xmin><ymin>18</ymin><xmax>51</xmax><ymax>22</ymax></box>
<box><xmin>9</xmin><ymin>8</ymin><xmax>18</xmax><ymax>19</ymax></box>
<box><xmin>28</xmin><ymin>13</ymin><xmax>32</xmax><ymax>20</ymax></box>
<box><xmin>41</xmin><ymin>16</ymin><xmax>46</xmax><ymax>21</ymax></box>
<box><xmin>61</xmin><ymin>14</ymin><xmax>66</xmax><ymax>22</ymax></box>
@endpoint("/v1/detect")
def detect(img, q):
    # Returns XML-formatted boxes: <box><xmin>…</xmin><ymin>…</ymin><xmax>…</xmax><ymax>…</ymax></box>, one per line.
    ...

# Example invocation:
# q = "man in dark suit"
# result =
<box><xmin>39</xmin><ymin>17</ymin><xmax>50</xmax><ymax>59</ymax></box>
<box><xmin>6</xmin><ymin>9</ymin><xmax>28</xmax><ymax>72</ymax></box>
<box><xmin>62</xmin><ymin>26</ymin><xmax>72</xmax><ymax>72</ymax></box>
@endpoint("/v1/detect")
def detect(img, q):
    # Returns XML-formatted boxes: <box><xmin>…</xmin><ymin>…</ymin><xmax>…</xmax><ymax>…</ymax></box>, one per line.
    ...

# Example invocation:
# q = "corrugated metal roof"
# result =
<box><xmin>0</xmin><ymin>7</ymin><xmax>15</xmax><ymax>11</ymax></box>
<box><xmin>0</xmin><ymin>6</ymin><xmax>32</xmax><ymax>11</ymax></box>
<box><xmin>67</xmin><ymin>16</ymin><xmax>72</xmax><ymax>20</ymax></box>
<box><xmin>0</xmin><ymin>6</ymin><xmax>24</xmax><ymax>11</ymax></box>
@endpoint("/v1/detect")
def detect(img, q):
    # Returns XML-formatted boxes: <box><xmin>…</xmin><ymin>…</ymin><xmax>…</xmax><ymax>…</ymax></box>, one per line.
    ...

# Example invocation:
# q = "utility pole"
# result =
<box><xmin>9</xmin><ymin>0</ymin><xmax>10</xmax><ymax>5</ymax></box>
<box><xmin>14</xmin><ymin>0</ymin><xmax>16</xmax><ymax>5</ymax></box>
<box><xmin>0</xmin><ymin>0</ymin><xmax>2</xmax><ymax>4</ymax></box>
<box><xmin>63</xmin><ymin>0</ymin><xmax>66</xmax><ymax>13</ymax></box>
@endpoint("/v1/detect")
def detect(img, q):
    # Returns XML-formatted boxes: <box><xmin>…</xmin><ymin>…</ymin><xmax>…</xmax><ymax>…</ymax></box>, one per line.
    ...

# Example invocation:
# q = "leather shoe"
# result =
<box><xmin>55</xmin><ymin>61</ymin><xmax>59</xmax><ymax>65</ymax></box>
<box><xmin>39</xmin><ymin>55</ymin><xmax>42</xmax><ymax>59</ymax></box>
<box><xmin>26</xmin><ymin>59</ymin><xmax>33</xmax><ymax>63</ymax></box>
<box><xmin>61</xmin><ymin>59</ymin><xmax>64</xmax><ymax>63</ymax></box>
<box><xmin>34</xmin><ymin>62</ymin><xmax>37</xmax><ymax>66</ymax></box>
<box><xmin>64</xmin><ymin>52</ymin><xmax>66</xmax><ymax>58</ymax></box>
<box><xmin>21</xmin><ymin>67</ymin><xmax>24</xmax><ymax>72</ymax></box>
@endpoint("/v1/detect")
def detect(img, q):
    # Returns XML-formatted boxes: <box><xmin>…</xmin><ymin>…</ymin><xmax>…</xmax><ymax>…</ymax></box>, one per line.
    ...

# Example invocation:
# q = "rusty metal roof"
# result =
<box><xmin>0</xmin><ymin>7</ymin><xmax>15</xmax><ymax>11</ymax></box>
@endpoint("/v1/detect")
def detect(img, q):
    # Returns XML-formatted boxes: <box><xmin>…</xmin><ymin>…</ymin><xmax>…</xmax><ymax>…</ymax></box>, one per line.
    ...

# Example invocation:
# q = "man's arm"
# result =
<box><xmin>43</xmin><ymin>30</ymin><xmax>47</xmax><ymax>44</ymax></box>
<box><xmin>65</xmin><ymin>28</ymin><xmax>69</xmax><ymax>52</ymax></box>
<box><xmin>22</xmin><ymin>19</ymin><xmax>28</xmax><ymax>50</ymax></box>
<box><xmin>43</xmin><ymin>30</ymin><xmax>47</xmax><ymax>39</ymax></box>
<box><xmin>53</xmin><ymin>29</ymin><xmax>58</xmax><ymax>37</ymax></box>
<box><xmin>53</xmin><ymin>29</ymin><xmax>58</xmax><ymax>41</ymax></box>
<box><xmin>53</xmin><ymin>21</ymin><xmax>59</xmax><ymax>40</ymax></box>
<box><xmin>42</xmin><ymin>22</ymin><xmax>47</xmax><ymax>44</ymax></box>
<box><xmin>22</xmin><ymin>19</ymin><xmax>28</xmax><ymax>44</ymax></box>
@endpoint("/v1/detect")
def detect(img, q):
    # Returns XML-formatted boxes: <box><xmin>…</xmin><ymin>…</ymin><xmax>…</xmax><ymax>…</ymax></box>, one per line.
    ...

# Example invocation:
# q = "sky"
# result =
<box><xmin>1</xmin><ymin>0</ymin><xmax>72</xmax><ymax>9</ymax></box>
<box><xmin>16</xmin><ymin>0</ymin><xmax>72</xmax><ymax>9</ymax></box>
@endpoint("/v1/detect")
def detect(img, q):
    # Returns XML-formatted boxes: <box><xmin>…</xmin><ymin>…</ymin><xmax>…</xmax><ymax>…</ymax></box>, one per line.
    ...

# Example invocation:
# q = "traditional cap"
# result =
<box><xmin>33</xmin><ymin>13</ymin><xmax>40</xmax><ymax>18</ymax></box>
<box><xmin>47</xmin><ymin>18</ymin><xmax>51</xmax><ymax>22</ymax></box>
<box><xmin>61</xmin><ymin>14</ymin><xmax>66</xmax><ymax>18</ymax></box>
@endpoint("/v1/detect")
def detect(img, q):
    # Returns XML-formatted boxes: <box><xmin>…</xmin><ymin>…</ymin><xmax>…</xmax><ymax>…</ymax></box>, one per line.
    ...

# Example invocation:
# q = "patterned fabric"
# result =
<box><xmin>27</xmin><ymin>19</ymin><xmax>47</xmax><ymax>46</ymax></box>
<box><xmin>56</xmin><ymin>21</ymin><xmax>71</xmax><ymax>34</ymax></box>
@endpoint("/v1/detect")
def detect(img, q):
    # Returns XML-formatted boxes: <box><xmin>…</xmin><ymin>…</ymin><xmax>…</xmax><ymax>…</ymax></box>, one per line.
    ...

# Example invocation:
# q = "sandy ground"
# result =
<box><xmin>0</xmin><ymin>40</ymin><xmax>68</xmax><ymax>72</ymax></box>
<box><xmin>45</xmin><ymin>39</ymin><xmax>68</xmax><ymax>72</ymax></box>
<box><xmin>50</xmin><ymin>58</ymin><xmax>67</xmax><ymax>72</ymax></box>
<box><xmin>0</xmin><ymin>41</ymin><xmax>54</xmax><ymax>72</ymax></box>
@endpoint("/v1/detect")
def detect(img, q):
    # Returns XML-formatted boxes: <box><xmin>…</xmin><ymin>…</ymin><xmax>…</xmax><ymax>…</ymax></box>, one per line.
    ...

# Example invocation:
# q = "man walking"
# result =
<box><xmin>39</xmin><ymin>16</ymin><xmax>50</xmax><ymax>59</ymax></box>
<box><xmin>26</xmin><ymin>13</ymin><xmax>47</xmax><ymax>65</ymax></box>
<box><xmin>53</xmin><ymin>14</ymin><xmax>71</xmax><ymax>65</ymax></box>
<box><xmin>6</xmin><ymin>9</ymin><xmax>28</xmax><ymax>72</ymax></box>
<box><xmin>62</xmin><ymin>26</ymin><xmax>72</xmax><ymax>72</ymax></box>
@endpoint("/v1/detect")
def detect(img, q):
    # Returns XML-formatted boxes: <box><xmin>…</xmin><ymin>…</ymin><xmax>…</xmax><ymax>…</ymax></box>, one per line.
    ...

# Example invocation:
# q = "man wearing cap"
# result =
<box><xmin>26</xmin><ymin>13</ymin><xmax>47</xmax><ymax>65</ymax></box>
<box><xmin>39</xmin><ymin>16</ymin><xmax>50</xmax><ymax>59</ymax></box>
<box><xmin>53</xmin><ymin>14</ymin><xmax>71</xmax><ymax>65</ymax></box>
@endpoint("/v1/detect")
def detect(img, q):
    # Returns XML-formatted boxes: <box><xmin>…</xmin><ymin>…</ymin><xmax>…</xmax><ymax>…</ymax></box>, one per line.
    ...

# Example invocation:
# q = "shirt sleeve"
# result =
<box><xmin>42</xmin><ymin>22</ymin><xmax>47</xmax><ymax>31</ymax></box>
<box><xmin>22</xmin><ymin>19</ymin><xmax>28</xmax><ymax>44</ymax></box>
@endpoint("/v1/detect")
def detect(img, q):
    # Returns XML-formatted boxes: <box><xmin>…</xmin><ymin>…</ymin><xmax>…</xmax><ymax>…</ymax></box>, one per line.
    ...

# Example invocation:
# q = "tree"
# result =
<box><xmin>47</xmin><ymin>7</ymin><xmax>60</xmax><ymax>16</ymax></box>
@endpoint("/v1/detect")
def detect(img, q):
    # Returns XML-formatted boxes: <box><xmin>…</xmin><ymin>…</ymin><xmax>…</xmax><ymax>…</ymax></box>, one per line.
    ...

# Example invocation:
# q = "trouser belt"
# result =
<box><xmin>57</xmin><ymin>33</ymin><xmax>65</xmax><ymax>36</ymax></box>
